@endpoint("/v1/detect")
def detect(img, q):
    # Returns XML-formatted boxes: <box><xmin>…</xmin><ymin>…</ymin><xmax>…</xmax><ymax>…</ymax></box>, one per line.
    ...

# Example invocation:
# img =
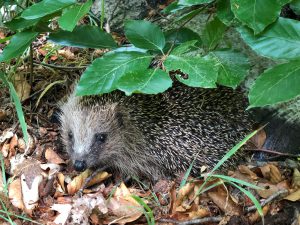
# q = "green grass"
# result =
<box><xmin>180</xmin><ymin>129</ymin><xmax>265</xmax><ymax>225</ymax></box>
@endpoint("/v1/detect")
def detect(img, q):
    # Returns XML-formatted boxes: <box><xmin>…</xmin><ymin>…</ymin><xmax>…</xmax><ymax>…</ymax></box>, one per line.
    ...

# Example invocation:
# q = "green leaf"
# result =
<box><xmin>178</xmin><ymin>0</ymin><xmax>214</xmax><ymax>6</ymax></box>
<box><xmin>162</xmin><ymin>1</ymin><xmax>187</xmax><ymax>14</ymax></box>
<box><xmin>125</xmin><ymin>20</ymin><xmax>165</xmax><ymax>51</ymax></box>
<box><xmin>248</xmin><ymin>61</ymin><xmax>300</xmax><ymax>108</ymax></box>
<box><xmin>0</xmin><ymin>72</ymin><xmax>28</xmax><ymax>145</ymax></box>
<box><xmin>21</xmin><ymin>0</ymin><xmax>76</xmax><ymax>19</ymax></box>
<box><xmin>0</xmin><ymin>31</ymin><xmax>38</xmax><ymax>62</ymax></box>
<box><xmin>201</xmin><ymin>17</ymin><xmax>227</xmax><ymax>50</ymax></box>
<box><xmin>76</xmin><ymin>52</ymin><xmax>152</xmax><ymax>95</ymax></box>
<box><xmin>209</xmin><ymin>50</ymin><xmax>249</xmax><ymax>88</ymax></box>
<box><xmin>5</xmin><ymin>17</ymin><xmax>40</xmax><ymax>31</ymax></box>
<box><xmin>165</xmin><ymin>53</ymin><xmax>218</xmax><ymax>88</ymax></box>
<box><xmin>217</xmin><ymin>0</ymin><xmax>235</xmax><ymax>26</ymax></box>
<box><xmin>48</xmin><ymin>25</ymin><xmax>117</xmax><ymax>48</ymax></box>
<box><xmin>238</xmin><ymin>17</ymin><xmax>300</xmax><ymax>60</ymax></box>
<box><xmin>164</xmin><ymin>28</ymin><xmax>201</xmax><ymax>52</ymax></box>
<box><xmin>170</xmin><ymin>40</ymin><xmax>198</xmax><ymax>55</ymax></box>
<box><xmin>117</xmin><ymin>69</ymin><xmax>172</xmax><ymax>95</ymax></box>
<box><xmin>175</xmin><ymin>7</ymin><xmax>203</xmax><ymax>23</ymax></box>
<box><xmin>231</xmin><ymin>0</ymin><xmax>290</xmax><ymax>34</ymax></box>
<box><xmin>58</xmin><ymin>0</ymin><xmax>92</xmax><ymax>31</ymax></box>
<box><xmin>290</xmin><ymin>0</ymin><xmax>300</xmax><ymax>15</ymax></box>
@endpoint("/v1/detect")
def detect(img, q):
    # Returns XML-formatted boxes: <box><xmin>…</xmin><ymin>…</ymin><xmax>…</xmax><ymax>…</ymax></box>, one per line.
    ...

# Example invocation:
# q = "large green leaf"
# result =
<box><xmin>48</xmin><ymin>25</ymin><xmax>117</xmax><ymax>48</ymax></box>
<box><xmin>76</xmin><ymin>52</ymin><xmax>152</xmax><ymax>95</ymax></box>
<box><xmin>178</xmin><ymin>0</ymin><xmax>213</xmax><ymax>6</ymax></box>
<box><xmin>164</xmin><ymin>28</ymin><xmax>201</xmax><ymax>52</ymax></box>
<box><xmin>201</xmin><ymin>17</ymin><xmax>227</xmax><ymax>50</ymax></box>
<box><xmin>58</xmin><ymin>0</ymin><xmax>92</xmax><ymax>31</ymax></box>
<box><xmin>5</xmin><ymin>17</ymin><xmax>40</xmax><ymax>31</ymax></box>
<box><xmin>209</xmin><ymin>50</ymin><xmax>249</xmax><ymax>88</ymax></box>
<box><xmin>124</xmin><ymin>20</ymin><xmax>165</xmax><ymax>51</ymax></box>
<box><xmin>290</xmin><ymin>0</ymin><xmax>300</xmax><ymax>15</ymax></box>
<box><xmin>21</xmin><ymin>0</ymin><xmax>76</xmax><ymax>19</ymax></box>
<box><xmin>217</xmin><ymin>0</ymin><xmax>235</xmax><ymax>26</ymax></box>
<box><xmin>0</xmin><ymin>31</ymin><xmax>38</xmax><ymax>62</ymax></box>
<box><xmin>249</xmin><ymin>61</ymin><xmax>300</xmax><ymax>108</ymax></box>
<box><xmin>238</xmin><ymin>17</ymin><xmax>300</xmax><ymax>60</ymax></box>
<box><xmin>165</xmin><ymin>52</ymin><xmax>218</xmax><ymax>88</ymax></box>
<box><xmin>231</xmin><ymin>0</ymin><xmax>291</xmax><ymax>34</ymax></box>
<box><xmin>117</xmin><ymin>69</ymin><xmax>172</xmax><ymax>95</ymax></box>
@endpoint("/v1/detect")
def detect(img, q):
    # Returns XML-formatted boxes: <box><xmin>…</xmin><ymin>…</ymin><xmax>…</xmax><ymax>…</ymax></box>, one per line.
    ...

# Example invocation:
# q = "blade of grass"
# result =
<box><xmin>0</xmin><ymin>72</ymin><xmax>28</xmax><ymax>145</ymax></box>
<box><xmin>228</xmin><ymin>181</ymin><xmax>264</xmax><ymax>225</ymax></box>
<box><xmin>35</xmin><ymin>80</ymin><xmax>64</xmax><ymax>107</ymax></box>
<box><xmin>131</xmin><ymin>195</ymin><xmax>155</xmax><ymax>225</ymax></box>
<box><xmin>210</xmin><ymin>174</ymin><xmax>263</xmax><ymax>190</ymax></box>
<box><xmin>179</xmin><ymin>158</ymin><xmax>195</xmax><ymax>189</ymax></box>
<box><xmin>192</xmin><ymin>129</ymin><xmax>259</xmax><ymax>202</ymax></box>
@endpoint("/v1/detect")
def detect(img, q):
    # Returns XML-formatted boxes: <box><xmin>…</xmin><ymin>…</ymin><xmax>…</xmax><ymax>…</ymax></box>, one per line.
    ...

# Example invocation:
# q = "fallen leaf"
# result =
<box><xmin>106</xmin><ymin>183</ymin><xmax>143</xmax><ymax>224</ymax></box>
<box><xmin>13</xmin><ymin>74</ymin><xmax>31</xmax><ymax>101</ymax></box>
<box><xmin>292</xmin><ymin>168</ymin><xmax>300</xmax><ymax>188</ymax></box>
<box><xmin>45</xmin><ymin>148</ymin><xmax>65</xmax><ymax>164</ymax></box>
<box><xmin>208</xmin><ymin>188</ymin><xmax>242</xmax><ymax>216</ymax></box>
<box><xmin>21</xmin><ymin>173</ymin><xmax>43</xmax><ymax>214</ymax></box>
<box><xmin>51</xmin><ymin>203</ymin><xmax>72</xmax><ymax>225</ymax></box>
<box><xmin>8</xmin><ymin>178</ymin><xmax>24</xmax><ymax>210</ymax></box>
<box><xmin>0</xmin><ymin>129</ymin><xmax>14</xmax><ymax>143</ymax></box>
<box><xmin>284</xmin><ymin>189</ymin><xmax>300</xmax><ymax>202</ymax></box>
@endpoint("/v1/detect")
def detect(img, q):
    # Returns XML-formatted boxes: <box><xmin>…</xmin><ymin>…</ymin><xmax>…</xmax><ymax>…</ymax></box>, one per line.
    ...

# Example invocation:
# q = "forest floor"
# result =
<box><xmin>0</xmin><ymin>34</ymin><xmax>300</xmax><ymax>225</ymax></box>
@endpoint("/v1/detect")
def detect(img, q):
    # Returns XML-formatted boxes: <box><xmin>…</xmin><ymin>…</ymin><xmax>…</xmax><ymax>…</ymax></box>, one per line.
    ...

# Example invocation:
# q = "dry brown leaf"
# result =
<box><xmin>284</xmin><ymin>189</ymin><xmax>300</xmax><ymax>201</ymax></box>
<box><xmin>256</xmin><ymin>180</ymin><xmax>289</xmax><ymax>199</ymax></box>
<box><xmin>67</xmin><ymin>170</ymin><xmax>92</xmax><ymax>195</ymax></box>
<box><xmin>106</xmin><ymin>183</ymin><xmax>143</xmax><ymax>224</ymax></box>
<box><xmin>57</xmin><ymin>172</ymin><xmax>66</xmax><ymax>192</ymax></box>
<box><xmin>175</xmin><ymin>182</ymin><xmax>195</xmax><ymax>210</ymax></box>
<box><xmin>0</xmin><ymin>129</ymin><xmax>14</xmax><ymax>143</ymax></box>
<box><xmin>238</xmin><ymin>165</ymin><xmax>258</xmax><ymax>180</ymax></box>
<box><xmin>250</xmin><ymin>129</ymin><xmax>266</xmax><ymax>148</ymax></box>
<box><xmin>8</xmin><ymin>178</ymin><xmax>24</xmax><ymax>210</ymax></box>
<box><xmin>0</xmin><ymin>109</ymin><xmax>7</xmax><ymax>121</ymax></box>
<box><xmin>260</xmin><ymin>164</ymin><xmax>282</xmax><ymax>183</ymax></box>
<box><xmin>21</xmin><ymin>173</ymin><xmax>43</xmax><ymax>214</ymax></box>
<box><xmin>45</xmin><ymin>148</ymin><xmax>65</xmax><ymax>164</ymax></box>
<box><xmin>58</xmin><ymin>49</ymin><xmax>75</xmax><ymax>60</ymax></box>
<box><xmin>208</xmin><ymin>188</ymin><xmax>242</xmax><ymax>216</ymax></box>
<box><xmin>67</xmin><ymin>170</ymin><xmax>110</xmax><ymax>195</ymax></box>
<box><xmin>1</xmin><ymin>143</ymin><xmax>10</xmax><ymax>157</ymax></box>
<box><xmin>51</xmin><ymin>203</ymin><xmax>72</xmax><ymax>225</ymax></box>
<box><xmin>13</xmin><ymin>74</ymin><xmax>31</xmax><ymax>101</ymax></box>
<box><xmin>187</xmin><ymin>206</ymin><xmax>210</xmax><ymax>219</ymax></box>
<box><xmin>292</xmin><ymin>168</ymin><xmax>300</xmax><ymax>188</ymax></box>
<box><xmin>87</xmin><ymin>171</ymin><xmax>111</xmax><ymax>187</ymax></box>
<box><xmin>9</xmin><ymin>134</ymin><xmax>18</xmax><ymax>157</ymax></box>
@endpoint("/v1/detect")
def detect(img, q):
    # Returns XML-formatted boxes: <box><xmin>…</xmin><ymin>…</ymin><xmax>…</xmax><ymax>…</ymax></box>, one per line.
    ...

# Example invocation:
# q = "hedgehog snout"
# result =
<box><xmin>74</xmin><ymin>160</ymin><xmax>87</xmax><ymax>172</ymax></box>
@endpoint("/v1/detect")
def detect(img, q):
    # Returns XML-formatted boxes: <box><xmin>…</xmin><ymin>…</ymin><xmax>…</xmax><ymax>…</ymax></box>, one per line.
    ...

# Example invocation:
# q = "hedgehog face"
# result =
<box><xmin>60</xmin><ymin>97</ymin><xmax>124</xmax><ymax>172</ymax></box>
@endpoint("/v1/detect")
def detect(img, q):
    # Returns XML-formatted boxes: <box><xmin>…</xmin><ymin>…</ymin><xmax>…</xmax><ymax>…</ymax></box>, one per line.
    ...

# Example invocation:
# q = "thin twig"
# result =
<box><xmin>245</xmin><ymin>189</ymin><xmax>288</xmax><ymax>212</ymax></box>
<box><xmin>246</xmin><ymin>148</ymin><xmax>299</xmax><ymax>158</ymax></box>
<box><xmin>158</xmin><ymin>216</ymin><xmax>222</xmax><ymax>225</ymax></box>
<box><xmin>33</xmin><ymin>61</ymin><xmax>87</xmax><ymax>70</ymax></box>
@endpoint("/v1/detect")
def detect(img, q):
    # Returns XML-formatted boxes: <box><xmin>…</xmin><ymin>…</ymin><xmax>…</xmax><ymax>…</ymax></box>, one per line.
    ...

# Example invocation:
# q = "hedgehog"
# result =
<box><xmin>59</xmin><ymin>83</ymin><xmax>254</xmax><ymax>179</ymax></box>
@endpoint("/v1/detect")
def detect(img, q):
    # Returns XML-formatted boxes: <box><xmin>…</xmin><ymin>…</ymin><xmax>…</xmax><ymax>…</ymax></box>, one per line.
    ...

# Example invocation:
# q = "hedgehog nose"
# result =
<box><xmin>74</xmin><ymin>160</ymin><xmax>87</xmax><ymax>172</ymax></box>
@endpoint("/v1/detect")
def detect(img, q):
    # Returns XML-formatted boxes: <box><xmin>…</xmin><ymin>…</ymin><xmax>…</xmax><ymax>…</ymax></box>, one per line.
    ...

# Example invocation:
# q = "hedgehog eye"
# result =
<box><xmin>94</xmin><ymin>133</ymin><xmax>107</xmax><ymax>143</ymax></box>
<box><xmin>68</xmin><ymin>131</ymin><xmax>73</xmax><ymax>141</ymax></box>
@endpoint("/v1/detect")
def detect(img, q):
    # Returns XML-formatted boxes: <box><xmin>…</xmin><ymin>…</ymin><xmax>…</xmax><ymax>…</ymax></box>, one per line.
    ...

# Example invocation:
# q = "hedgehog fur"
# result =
<box><xmin>59</xmin><ymin>83</ymin><xmax>253</xmax><ymax>179</ymax></box>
